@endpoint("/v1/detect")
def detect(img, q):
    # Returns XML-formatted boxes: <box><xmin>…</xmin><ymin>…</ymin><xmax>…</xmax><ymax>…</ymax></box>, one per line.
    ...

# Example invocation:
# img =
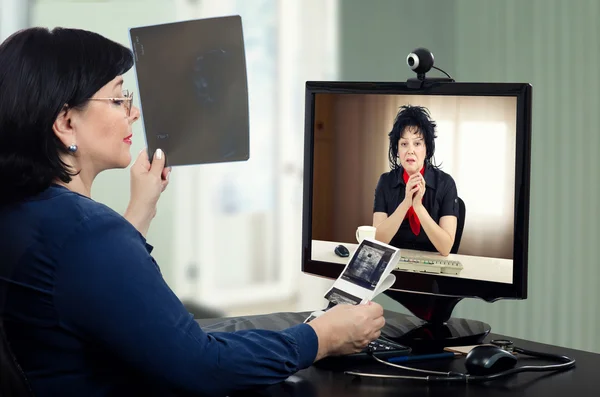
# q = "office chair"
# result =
<box><xmin>450</xmin><ymin>197</ymin><xmax>466</xmax><ymax>254</ymax></box>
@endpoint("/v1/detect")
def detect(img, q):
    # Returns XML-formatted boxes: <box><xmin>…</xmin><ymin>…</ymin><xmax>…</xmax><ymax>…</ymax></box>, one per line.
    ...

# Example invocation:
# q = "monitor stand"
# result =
<box><xmin>381</xmin><ymin>290</ymin><xmax>491</xmax><ymax>353</ymax></box>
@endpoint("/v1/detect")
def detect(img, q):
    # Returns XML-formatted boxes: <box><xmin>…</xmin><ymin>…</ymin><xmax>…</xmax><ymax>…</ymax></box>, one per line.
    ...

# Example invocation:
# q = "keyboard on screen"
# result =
<box><xmin>396</xmin><ymin>256</ymin><xmax>463</xmax><ymax>275</ymax></box>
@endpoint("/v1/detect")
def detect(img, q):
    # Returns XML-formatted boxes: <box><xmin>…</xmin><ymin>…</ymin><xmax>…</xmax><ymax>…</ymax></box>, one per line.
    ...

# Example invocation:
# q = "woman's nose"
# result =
<box><xmin>130</xmin><ymin>105</ymin><xmax>141</xmax><ymax>122</ymax></box>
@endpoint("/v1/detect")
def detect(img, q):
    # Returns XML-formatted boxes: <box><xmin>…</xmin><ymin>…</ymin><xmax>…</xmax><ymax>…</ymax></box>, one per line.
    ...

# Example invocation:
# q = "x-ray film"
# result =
<box><xmin>129</xmin><ymin>16</ymin><xmax>249</xmax><ymax>166</ymax></box>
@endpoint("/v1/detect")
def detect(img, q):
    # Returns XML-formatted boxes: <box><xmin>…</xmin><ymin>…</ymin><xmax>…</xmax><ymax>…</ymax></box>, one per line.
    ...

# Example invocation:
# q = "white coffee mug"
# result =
<box><xmin>356</xmin><ymin>225</ymin><xmax>377</xmax><ymax>243</ymax></box>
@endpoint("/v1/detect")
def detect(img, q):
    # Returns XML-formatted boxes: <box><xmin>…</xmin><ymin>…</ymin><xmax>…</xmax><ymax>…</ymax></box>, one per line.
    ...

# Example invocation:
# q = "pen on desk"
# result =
<box><xmin>387</xmin><ymin>352</ymin><xmax>459</xmax><ymax>363</ymax></box>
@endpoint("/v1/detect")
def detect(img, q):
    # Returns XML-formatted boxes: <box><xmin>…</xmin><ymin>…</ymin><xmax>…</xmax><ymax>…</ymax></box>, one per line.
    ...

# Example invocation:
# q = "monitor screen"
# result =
<box><xmin>301</xmin><ymin>82</ymin><xmax>532</xmax><ymax>301</ymax></box>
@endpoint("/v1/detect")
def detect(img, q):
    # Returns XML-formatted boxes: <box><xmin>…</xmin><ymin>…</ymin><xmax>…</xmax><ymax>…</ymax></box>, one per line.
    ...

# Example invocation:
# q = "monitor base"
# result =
<box><xmin>381</xmin><ymin>290</ymin><xmax>491</xmax><ymax>353</ymax></box>
<box><xmin>381</xmin><ymin>312</ymin><xmax>491</xmax><ymax>353</ymax></box>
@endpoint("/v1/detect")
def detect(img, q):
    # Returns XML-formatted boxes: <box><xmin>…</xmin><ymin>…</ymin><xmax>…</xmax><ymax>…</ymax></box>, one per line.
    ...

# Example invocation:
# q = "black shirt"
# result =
<box><xmin>373</xmin><ymin>165</ymin><xmax>459</xmax><ymax>253</ymax></box>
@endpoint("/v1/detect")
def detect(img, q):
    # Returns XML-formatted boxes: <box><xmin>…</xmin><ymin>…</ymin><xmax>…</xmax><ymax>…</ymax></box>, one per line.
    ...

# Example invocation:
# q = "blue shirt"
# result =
<box><xmin>0</xmin><ymin>184</ymin><xmax>318</xmax><ymax>396</ymax></box>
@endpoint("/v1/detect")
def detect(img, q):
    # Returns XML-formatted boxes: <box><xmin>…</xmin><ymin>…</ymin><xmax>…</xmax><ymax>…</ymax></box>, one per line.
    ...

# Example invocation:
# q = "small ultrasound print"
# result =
<box><xmin>324</xmin><ymin>287</ymin><xmax>362</xmax><ymax>305</ymax></box>
<box><xmin>341</xmin><ymin>242</ymin><xmax>390</xmax><ymax>290</ymax></box>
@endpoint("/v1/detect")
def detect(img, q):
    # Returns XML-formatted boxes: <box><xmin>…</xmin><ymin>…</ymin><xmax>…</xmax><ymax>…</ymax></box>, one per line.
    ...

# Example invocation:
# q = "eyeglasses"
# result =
<box><xmin>89</xmin><ymin>90</ymin><xmax>134</xmax><ymax>116</ymax></box>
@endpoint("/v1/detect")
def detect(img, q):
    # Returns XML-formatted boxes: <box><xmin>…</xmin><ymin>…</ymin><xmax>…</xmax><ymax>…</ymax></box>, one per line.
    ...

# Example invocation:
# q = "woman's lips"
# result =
<box><xmin>123</xmin><ymin>134</ymin><xmax>132</xmax><ymax>145</ymax></box>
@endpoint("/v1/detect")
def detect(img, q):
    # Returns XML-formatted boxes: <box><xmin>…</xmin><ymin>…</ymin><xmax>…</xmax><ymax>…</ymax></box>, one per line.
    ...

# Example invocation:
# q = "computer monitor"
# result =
<box><xmin>301</xmin><ymin>80</ymin><xmax>532</xmax><ymax>349</ymax></box>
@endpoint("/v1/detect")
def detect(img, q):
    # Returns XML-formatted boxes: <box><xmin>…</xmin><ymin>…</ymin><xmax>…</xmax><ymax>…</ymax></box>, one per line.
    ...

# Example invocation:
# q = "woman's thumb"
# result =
<box><xmin>150</xmin><ymin>148</ymin><xmax>166</xmax><ymax>176</ymax></box>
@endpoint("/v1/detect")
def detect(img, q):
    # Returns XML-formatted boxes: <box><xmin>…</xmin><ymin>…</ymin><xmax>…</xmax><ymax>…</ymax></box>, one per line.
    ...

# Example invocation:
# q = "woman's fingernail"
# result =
<box><xmin>156</xmin><ymin>148</ymin><xmax>163</xmax><ymax>160</ymax></box>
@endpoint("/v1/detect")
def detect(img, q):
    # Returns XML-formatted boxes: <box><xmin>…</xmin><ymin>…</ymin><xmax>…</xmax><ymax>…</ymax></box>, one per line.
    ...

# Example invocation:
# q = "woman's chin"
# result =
<box><xmin>117</xmin><ymin>153</ymin><xmax>132</xmax><ymax>168</ymax></box>
<box><xmin>403</xmin><ymin>163</ymin><xmax>418</xmax><ymax>172</ymax></box>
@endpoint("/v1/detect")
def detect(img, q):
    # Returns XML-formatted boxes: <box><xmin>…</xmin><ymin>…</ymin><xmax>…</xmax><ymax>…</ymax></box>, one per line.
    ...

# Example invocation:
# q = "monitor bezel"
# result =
<box><xmin>301</xmin><ymin>81</ymin><xmax>532</xmax><ymax>302</ymax></box>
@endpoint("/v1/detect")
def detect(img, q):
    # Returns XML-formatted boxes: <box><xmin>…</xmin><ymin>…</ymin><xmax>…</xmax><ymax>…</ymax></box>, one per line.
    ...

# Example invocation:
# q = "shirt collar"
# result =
<box><xmin>392</xmin><ymin>165</ymin><xmax>438</xmax><ymax>189</ymax></box>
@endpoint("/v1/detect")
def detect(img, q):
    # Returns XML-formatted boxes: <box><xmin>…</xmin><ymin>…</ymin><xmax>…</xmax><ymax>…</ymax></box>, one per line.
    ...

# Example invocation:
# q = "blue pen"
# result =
<box><xmin>388</xmin><ymin>352</ymin><xmax>458</xmax><ymax>363</ymax></box>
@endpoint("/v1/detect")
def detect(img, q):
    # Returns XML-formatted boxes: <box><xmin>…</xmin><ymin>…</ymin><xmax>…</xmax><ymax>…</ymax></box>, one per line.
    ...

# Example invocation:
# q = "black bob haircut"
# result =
<box><xmin>388</xmin><ymin>105</ymin><xmax>438</xmax><ymax>170</ymax></box>
<box><xmin>0</xmin><ymin>27</ymin><xmax>134</xmax><ymax>206</ymax></box>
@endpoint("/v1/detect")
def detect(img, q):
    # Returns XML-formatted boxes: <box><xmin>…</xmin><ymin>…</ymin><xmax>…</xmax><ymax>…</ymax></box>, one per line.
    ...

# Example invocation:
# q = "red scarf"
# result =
<box><xmin>403</xmin><ymin>167</ymin><xmax>426</xmax><ymax>235</ymax></box>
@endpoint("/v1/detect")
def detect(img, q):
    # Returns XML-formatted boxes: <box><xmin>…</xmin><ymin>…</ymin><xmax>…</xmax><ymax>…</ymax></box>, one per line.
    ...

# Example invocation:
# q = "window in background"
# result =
<box><xmin>173</xmin><ymin>0</ymin><xmax>339</xmax><ymax>314</ymax></box>
<box><xmin>432</xmin><ymin>120</ymin><xmax>456</xmax><ymax>172</ymax></box>
<box><xmin>458</xmin><ymin>121</ymin><xmax>508</xmax><ymax>217</ymax></box>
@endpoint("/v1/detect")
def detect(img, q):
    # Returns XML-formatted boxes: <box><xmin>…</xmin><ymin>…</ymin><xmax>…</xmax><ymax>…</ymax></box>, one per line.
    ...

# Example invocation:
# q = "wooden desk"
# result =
<box><xmin>198</xmin><ymin>311</ymin><xmax>597</xmax><ymax>397</ymax></box>
<box><xmin>312</xmin><ymin>239</ymin><xmax>513</xmax><ymax>284</ymax></box>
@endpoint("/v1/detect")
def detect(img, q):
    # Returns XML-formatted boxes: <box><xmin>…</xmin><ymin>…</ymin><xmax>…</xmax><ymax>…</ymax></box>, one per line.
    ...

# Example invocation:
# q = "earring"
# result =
<box><xmin>68</xmin><ymin>144</ymin><xmax>78</xmax><ymax>153</ymax></box>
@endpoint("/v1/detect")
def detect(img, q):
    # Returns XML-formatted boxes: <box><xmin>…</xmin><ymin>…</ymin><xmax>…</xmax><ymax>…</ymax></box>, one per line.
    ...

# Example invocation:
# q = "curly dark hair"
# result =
<box><xmin>0</xmin><ymin>27</ymin><xmax>134</xmax><ymax>206</ymax></box>
<box><xmin>387</xmin><ymin>105</ymin><xmax>438</xmax><ymax>170</ymax></box>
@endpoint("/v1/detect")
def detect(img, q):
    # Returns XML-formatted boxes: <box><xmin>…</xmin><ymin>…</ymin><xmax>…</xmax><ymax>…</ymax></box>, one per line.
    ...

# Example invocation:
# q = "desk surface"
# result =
<box><xmin>198</xmin><ymin>311</ymin><xmax>598</xmax><ymax>397</ymax></box>
<box><xmin>312</xmin><ymin>239</ymin><xmax>513</xmax><ymax>284</ymax></box>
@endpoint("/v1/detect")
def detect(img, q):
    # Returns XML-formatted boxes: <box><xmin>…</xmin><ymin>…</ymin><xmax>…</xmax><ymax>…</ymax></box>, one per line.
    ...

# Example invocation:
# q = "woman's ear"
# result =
<box><xmin>52</xmin><ymin>105</ymin><xmax>76</xmax><ymax>148</ymax></box>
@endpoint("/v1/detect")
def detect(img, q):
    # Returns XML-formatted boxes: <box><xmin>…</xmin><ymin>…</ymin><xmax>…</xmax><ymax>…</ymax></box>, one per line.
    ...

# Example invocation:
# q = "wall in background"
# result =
<box><xmin>339</xmin><ymin>0</ymin><xmax>600</xmax><ymax>353</ymax></box>
<box><xmin>0</xmin><ymin>0</ymin><xmax>30</xmax><ymax>42</ymax></box>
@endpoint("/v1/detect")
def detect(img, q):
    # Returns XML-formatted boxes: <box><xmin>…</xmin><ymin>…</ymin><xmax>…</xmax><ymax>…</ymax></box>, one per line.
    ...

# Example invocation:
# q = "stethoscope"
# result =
<box><xmin>344</xmin><ymin>339</ymin><xmax>576</xmax><ymax>383</ymax></box>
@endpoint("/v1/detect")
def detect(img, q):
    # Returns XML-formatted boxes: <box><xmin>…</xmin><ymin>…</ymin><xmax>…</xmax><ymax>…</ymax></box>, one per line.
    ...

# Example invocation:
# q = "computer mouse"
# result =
<box><xmin>334</xmin><ymin>244</ymin><xmax>350</xmax><ymax>258</ymax></box>
<box><xmin>465</xmin><ymin>345</ymin><xmax>517</xmax><ymax>375</ymax></box>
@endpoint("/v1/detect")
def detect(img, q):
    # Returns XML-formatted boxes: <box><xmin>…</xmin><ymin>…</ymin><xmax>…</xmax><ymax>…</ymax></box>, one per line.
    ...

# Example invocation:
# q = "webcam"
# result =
<box><xmin>406</xmin><ymin>47</ymin><xmax>454</xmax><ymax>89</ymax></box>
<box><xmin>407</xmin><ymin>48</ymin><xmax>435</xmax><ymax>75</ymax></box>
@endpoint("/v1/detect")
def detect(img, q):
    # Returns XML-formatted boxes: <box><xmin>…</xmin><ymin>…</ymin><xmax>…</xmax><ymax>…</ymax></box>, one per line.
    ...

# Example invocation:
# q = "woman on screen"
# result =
<box><xmin>373</xmin><ymin>105</ymin><xmax>459</xmax><ymax>256</ymax></box>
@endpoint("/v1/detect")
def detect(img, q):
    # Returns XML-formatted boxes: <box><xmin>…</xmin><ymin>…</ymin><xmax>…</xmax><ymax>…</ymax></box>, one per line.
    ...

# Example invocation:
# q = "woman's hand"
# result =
<box><xmin>308</xmin><ymin>302</ymin><xmax>385</xmax><ymax>361</ymax></box>
<box><xmin>402</xmin><ymin>173</ymin><xmax>423</xmax><ymax>207</ymax></box>
<box><xmin>124</xmin><ymin>148</ymin><xmax>171</xmax><ymax>237</ymax></box>
<box><xmin>412</xmin><ymin>176</ymin><xmax>426</xmax><ymax>208</ymax></box>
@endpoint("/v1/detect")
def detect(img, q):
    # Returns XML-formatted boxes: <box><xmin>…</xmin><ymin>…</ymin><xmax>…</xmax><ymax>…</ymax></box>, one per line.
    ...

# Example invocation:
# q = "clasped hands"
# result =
<box><xmin>124</xmin><ymin>148</ymin><xmax>171</xmax><ymax>237</ymax></box>
<box><xmin>403</xmin><ymin>172</ymin><xmax>426</xmax><ymax>209</ymax></box>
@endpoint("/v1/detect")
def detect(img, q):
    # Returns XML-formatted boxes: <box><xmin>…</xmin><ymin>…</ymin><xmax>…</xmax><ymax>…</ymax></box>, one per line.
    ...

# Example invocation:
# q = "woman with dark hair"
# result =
<box><xmin>373</xmin><ymin>105</ymin><xmax>459</xmax><ymax>256</ymax></box>
<box><xmin>0</xmin><ymin>27</ymin><xmax>384</xmax><ymax>396</ymax></box>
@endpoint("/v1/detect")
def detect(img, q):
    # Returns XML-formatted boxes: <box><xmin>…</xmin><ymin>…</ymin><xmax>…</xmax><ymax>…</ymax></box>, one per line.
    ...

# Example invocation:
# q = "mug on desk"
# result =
<box><xmin>356</xmin><ymin>225</ymin><xmax>376</xmax><ymax>243</ymax></box>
